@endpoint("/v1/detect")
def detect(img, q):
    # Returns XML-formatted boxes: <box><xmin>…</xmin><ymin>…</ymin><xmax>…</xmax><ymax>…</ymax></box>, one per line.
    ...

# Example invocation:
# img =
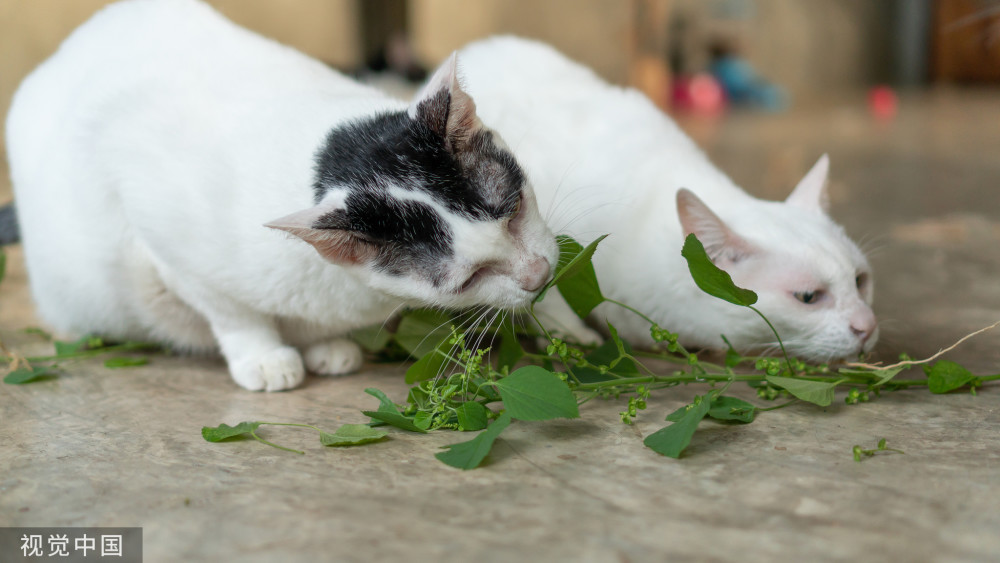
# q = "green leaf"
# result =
<box><xmin>4</xmin><ymin>366</ymin><xmax>59</xmax><ymax>384</ymax></box>
<box><xmin>405</xmin><ymin>347</ymin><xmax>449</xmax><ymax>384</ymax></box>
<box><xmin>435</xmin><ymin>412</ymin><xmax>513</xmax><ymax>469</ymax></box>
<box><xmin>394</xmin><ymin>309</ymin><xmax>454</xmax><ymax>358</ymax></box>
<box><xmin>103</xmin><ymin>356</ymin><xmax>149</xmax><ymax>368</ymax></box>
<box><xmin>201</xmin><ymin>421</ymin><xmax>261</xmax><ymax>442</ymax></box>
<box><xmin>644</xmin><ymin>394</ymin><xmax>713</xmax><ymax>458</ymax></box>
<box><xmin>494</xmin><ymin>366</ymin><xmax>580</xmax><ymax>421</ymax></box>
<box><xmin>319</xmin><ymin>424</ymin><xmax>388</xmax><ymax>446</ymax></box>
<box><xmin>413</xmin><ymin>411</ymin><xmax>434</xmax><ymax>430</ymax></box>
<box><xmin>351</xmin><ymin>324</ymin><xmax>393</xmax><ymax>353</ymax></box>
<box><xmin>456</xmin><ymin>402</ymin><xmax>489</xmax><ymax>431</ymax></box>
<box><xmin>360</xmin><ymin>411</ymin><xmax>427</xmax><ymax>432</ymax></box>
<box><xmin>407</xmin><ymin>386</ymin><xmax>430</xmax><ymax>409</ymax></box>
<box><xmin>496</xmin><ymin>318</ymin><xmax>524</xmax><ymax>371</ymax></box>
<box><xmin>573</xmin><ymin>338</ymin><xmax>639</xmax><ymax>383</ymax></box>
<box><xmin>557</xmin><ymin>266</ymin><xmax>605</xmax><ymax>319</ymax></box>
<box><xmin>766</xmin><ymin>375</ymin><xmax>838</xmax><ymax>407</ymax></box>
<box><xmin>536</xmin><ymin>235</ymin><xmax>607</xmax><ymax>306</ymax></box>
<box><xmin>54</xmin><ymin>337</ymin><xmax>88</xmax><ymax>356</ymax></box>
<box><xmin>362</xmin><ymin>388</ymin><xmax>427</xmax><ymax>433</ymax></box>
<box><xmin>548</xmin><ymin>235</ymin><xmax>608</xmax><ymax>318</ymax></box>
<box><xmin>925</xmin><ymin>360</ymin><xmax>977</xmax><ymax>394</ymax></box>
<box><xmin>607</xmin><ymin>322</ymin><xmax>626</xmax><ymax>358</ymax></box>
<box><xmin>724</xmin><ymin>346</ymin><xmax>742</xmax><ymax>369</ymax></box>
<box><xmin>22</xmin><ymin>327</ymin><xmax>53</xmax><ymax>340</ymax></box>
<box><xmin>707</xmin><ymin>396</ymin><xmax>757</xmax><ymax>423</ymax></box>
<box><xmin>681</xmin><ymin>234</ymin><xmax>758</xmax><ymax>307</ymax></box>
<box><xmin>0</xmin><ymin>250</ymin><xmax>6</xmax><ymax>286</ymax></box>
<box><xmin>840</xmin><ymin>366</ymin><xmax>904</xmax><ymax>386</ymax></box>
<box><xmin>665</xmin><ymin>394</ymin><xmax>756</xmax><ymax>424</ymax></box>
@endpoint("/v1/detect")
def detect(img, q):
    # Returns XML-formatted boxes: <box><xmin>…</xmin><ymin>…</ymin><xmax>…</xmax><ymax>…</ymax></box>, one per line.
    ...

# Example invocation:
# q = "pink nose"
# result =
<box><xmin>519</xmin><ymin>256</ymin><xmax>550</xmax><ymax>292</ymax></box>
<box><xmin>850</xmin><ymin>308</ymin><xmax>877</xmax><ymax>344</ymax></box>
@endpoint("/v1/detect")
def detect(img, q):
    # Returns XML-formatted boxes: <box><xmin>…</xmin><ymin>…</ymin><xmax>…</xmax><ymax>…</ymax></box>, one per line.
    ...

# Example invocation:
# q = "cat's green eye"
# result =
<box><xmin>856</xmin><ymin>273</ymin><xmax>868</xmax><ymax>289</ymax></box>
<box><xmin>794</xmin><ymin>291</ymin><xmax>820</xmax><ymax>305</ymax></box>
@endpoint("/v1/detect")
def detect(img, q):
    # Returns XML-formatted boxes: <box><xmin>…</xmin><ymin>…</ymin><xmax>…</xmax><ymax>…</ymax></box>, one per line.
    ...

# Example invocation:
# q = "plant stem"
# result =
<box><xmin>757</xmin><ymin>399</ymin><xmax>799</xmax><ymax>412</ymax></box>
<box><xmin>604</xmin><ymin>298</ymin><xmax>658</xmax><ymax>327</ymax></box>
<box><xmin>249</xmin><ymin>429</ymin><xmax>305</xmax><ymax>455</ymax></box>
<box><xmin>748</xmin><ymin>306</ymin><xmax>793</xmax><ymax>372</ymax></box>
<box><xmin>573</xmin><ymin>373</ymin><xmax>763</xmax><ymax>391</ymax></box>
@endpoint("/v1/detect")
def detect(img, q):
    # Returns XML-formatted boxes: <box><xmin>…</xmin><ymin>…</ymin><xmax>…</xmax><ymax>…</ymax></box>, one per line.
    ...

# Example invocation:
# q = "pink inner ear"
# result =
<box><xmin>265</xmin><ymin>206</ymin><xmax>374</xmax><ymax>265</ymax></box>
<box><xmin>268</xmin><ymin>224</ymin><xmax>374</xmax><ymax>266</ymax></box>
<box><xmin>264</xmin><ymin>208</ymin><xmax>323</xmax><ymax>232</ymax></box>
<box><xmin>408</xmin><ymin>52</ymin><xmax>480</xmax><ymax>149</ymax></box>
<box><xmin>676</xmin><ymin>188</ymin><xmax>744</xmax><ymax>261</ymax></box>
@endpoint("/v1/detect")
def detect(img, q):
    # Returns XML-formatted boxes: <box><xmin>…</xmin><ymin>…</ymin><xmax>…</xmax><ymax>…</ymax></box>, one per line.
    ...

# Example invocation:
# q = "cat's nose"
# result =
<box><xmin>850</xmin><ymin>309</ymin><xmax>877</xmax><ymax>344</ymax></box>
<box><xmin>519</xmin><ymin>256</ymin><xmax>550</xmax><ymax>292</ymax></box>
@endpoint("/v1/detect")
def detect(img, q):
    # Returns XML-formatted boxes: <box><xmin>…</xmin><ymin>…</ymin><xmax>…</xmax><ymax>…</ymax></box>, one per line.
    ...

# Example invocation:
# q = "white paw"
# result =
<box><xmin>304</xmin><ymin>339</ymin><xmax>363</xmax><ymax>376</ymax></box>
<box><xmin>229</xmin><ymin>346</ymin><xmax>305</xmax><ymax>392</ymax></box>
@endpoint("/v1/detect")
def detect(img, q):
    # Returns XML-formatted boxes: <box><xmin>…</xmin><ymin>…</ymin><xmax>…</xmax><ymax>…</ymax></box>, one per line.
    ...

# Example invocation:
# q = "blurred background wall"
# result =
<box><xmin>2</xmin><ymin>0</ymin><xmax>998</xmax><ymax>155</ymax></box>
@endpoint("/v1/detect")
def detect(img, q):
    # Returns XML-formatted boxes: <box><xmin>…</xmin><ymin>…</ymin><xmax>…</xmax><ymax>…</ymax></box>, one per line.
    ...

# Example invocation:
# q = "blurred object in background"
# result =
<box><xmin>708</xmin><ymin>40</ymin><xmax>787</xmax><ymax>111</ymax></box>
<box><xmin>933</xmin><ymin>0</ymin><xmax>1000</xmax><ymax>82</ymax></box>
<box><xmin>2</xmin><ymin>0</ymin><xmax>999</xmax><ymax>161</ymax></box>
<box><xmin>869</xmin><ymin>85</ymin><xmax>900</xmax><ymax>120</ymax></box>
<box><xmin>358</xmin><ymin>0</ymin><xmax>426</xmax><ymax>81</ymax></box>
<box><xmin>671</xmin><ymin>73</ymin><xmax>726</xmax><ymax>115</ymax></box>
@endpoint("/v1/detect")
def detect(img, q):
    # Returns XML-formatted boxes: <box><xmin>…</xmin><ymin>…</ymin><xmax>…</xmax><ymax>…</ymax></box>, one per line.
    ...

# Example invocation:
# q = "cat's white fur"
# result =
<box><xmin>6</xmin><ymin>3</ymin><xmax>557</xmax><ymax>391</ymax></box>
<box><xmin>457</xmin><ymin>37</ymin><xmax>877</xmax><ymax>361</ymax></box>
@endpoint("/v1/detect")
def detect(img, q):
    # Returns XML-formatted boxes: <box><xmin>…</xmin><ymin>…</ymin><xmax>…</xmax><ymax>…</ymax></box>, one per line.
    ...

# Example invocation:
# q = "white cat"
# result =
<box><xmin>457</xmin><ymin>37</ymin><xmax>877</xmax><ymax>362</ymax></box>
<box><xmin>5</xmin><ymin>2</ymin><xmax>558</xmax><ymax>391</ymax></box>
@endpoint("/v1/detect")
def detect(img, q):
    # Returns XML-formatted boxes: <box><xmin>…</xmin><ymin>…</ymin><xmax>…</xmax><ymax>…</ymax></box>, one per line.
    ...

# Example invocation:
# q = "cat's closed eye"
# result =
<box><xmin>794</xmin><ymin>290</ymin><xmax>823</xmax><ymax>305</ymax></box>
<box><xmin>461</xmin><ymin>265</ymin><xmax>491</xmax><ymax>292</ymax></box>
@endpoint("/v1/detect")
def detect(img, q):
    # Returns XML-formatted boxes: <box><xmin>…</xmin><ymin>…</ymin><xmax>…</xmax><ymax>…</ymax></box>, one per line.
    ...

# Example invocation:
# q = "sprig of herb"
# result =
<box><xmin>199</xmin><ymin>233</ymin><xmax>998</xmax><ymax>467</ymax></box>
<box><xmin>853</xmin><ymin>438</ymin><xmax>904</xmax><ymax>462</ymax></box>
<box><xmin>3</xmin><ymin>335</ymin><xmax>160</xmax><ymax>384</ymax></box>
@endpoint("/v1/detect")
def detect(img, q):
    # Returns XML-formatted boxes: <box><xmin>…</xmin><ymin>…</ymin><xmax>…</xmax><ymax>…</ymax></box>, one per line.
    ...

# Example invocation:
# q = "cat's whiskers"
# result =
<box><xmin>370</xmin><ymin>301</ymin><xmax>411</xmax><ymax>347</ymax></box>
<box><xmin>432</xmin><ymin>305</ymin><xmax>486</xmax><ymax>382</ymax></box>
<box><xmin>541</xmin><ymin>160</ymin><xmax>588</xmax><ymax>225</ymax></box>
<box><xmin>856</xmin><ymin>232</ymin><xmax>890</xmax><ymax>258</ymax></box>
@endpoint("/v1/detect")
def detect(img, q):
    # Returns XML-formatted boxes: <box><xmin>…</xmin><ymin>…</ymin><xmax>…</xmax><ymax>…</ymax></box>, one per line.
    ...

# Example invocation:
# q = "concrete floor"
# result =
<box><xmin>2</xmin><ymin>89</ymin><xmax>1000</xmax><ymax>562</ymax></box>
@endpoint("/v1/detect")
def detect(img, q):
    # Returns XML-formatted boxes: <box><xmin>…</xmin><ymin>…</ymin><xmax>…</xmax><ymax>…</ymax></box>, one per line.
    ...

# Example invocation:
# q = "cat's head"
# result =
<box><xmin>267</xmin><ymin>54</ymin><xmax>558</xmax><ymax>310</ymax></box>
<box><xmin>677</xmin><ymin>155</ymin><xmax>877</xmax><ymax>362</ymax></box>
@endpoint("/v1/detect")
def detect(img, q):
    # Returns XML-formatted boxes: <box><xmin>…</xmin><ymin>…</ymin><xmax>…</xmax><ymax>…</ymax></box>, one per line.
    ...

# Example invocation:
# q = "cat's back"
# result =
<box><xmin>7</xmin><ymin>0</ymin><xmax>365</xmax><ymax>168</ymax></box>
<box><xmin>459</xmin><ymin>37</ymin><xmax>718</xmax><ymax>229</ymax></box>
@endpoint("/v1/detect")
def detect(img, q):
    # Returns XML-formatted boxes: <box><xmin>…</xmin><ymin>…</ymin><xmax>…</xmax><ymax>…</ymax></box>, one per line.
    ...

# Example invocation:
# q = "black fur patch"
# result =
<box><xmin>313</xmin><ymin>111</ymin><xmax>524</xmax><ymax>221</ymax></box>
<box><xmin>311</xmin><ymin>108</ymin><xmax>527</xmax><ymax>280</ymax></box>
<box><xmin>315</xmin><ymin>194</ymin><xmax>451</xmax><ymax>281</ymax></box>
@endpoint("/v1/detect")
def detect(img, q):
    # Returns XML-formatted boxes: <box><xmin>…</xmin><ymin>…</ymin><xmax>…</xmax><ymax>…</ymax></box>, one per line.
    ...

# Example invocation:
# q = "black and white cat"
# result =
<box><xmin>457</xmin><ymin>37</ymin><xmax>876</xmax><ymax>362</ymax></box>
<box><xmin>5</xmin><ymin>1</ymin><xmax>558</xmax><ymax>391</ymax></box>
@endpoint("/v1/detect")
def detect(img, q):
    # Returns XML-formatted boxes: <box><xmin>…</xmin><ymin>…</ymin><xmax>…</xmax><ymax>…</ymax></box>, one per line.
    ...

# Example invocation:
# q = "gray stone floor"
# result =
<box><xmin>2</xmin><ymin>90</ymin><xmax>999</xmax><ymax>562</ymax></box>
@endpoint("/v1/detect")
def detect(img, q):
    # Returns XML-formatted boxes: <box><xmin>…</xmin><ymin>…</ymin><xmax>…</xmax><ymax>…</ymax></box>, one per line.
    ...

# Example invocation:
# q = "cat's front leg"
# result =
<box><xmin>210</xmin><ymin>312</ymin><xmax>306</xmax><ymax>392</ymax></box>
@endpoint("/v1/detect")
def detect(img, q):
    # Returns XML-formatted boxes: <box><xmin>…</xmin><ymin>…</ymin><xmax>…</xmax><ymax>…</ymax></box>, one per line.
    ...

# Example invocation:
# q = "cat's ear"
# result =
<box><xmin>676</xmin><ymin>188</ymin><xmax>752</xmax><ymax>264</ymax></box>
<box><xmin>408</xmin><ymin>52</ymin><xmax>480</xmax><ymax>149</ymax></box>
<box><xmin>785</xmin><ymin>154</ymin><xmax>830</xmax><ymax>213</ymax></box>
<box><xmin>264</xmin><ymin>204</ymin><xmax>375</xmax><ymax>265</ymax></box>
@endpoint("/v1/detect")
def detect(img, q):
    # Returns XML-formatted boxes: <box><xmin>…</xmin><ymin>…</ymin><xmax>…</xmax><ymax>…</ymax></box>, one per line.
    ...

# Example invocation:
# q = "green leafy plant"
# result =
<box><xmin>4</xmin><ymin>231</ymin><xmax>988</xmax><ymax>466</ymax></box>
<box><xmin>3</xmin><ymin>335</ymin><xmax>160</xmax><ymax>384</ymax></box>
<box><xmin>205</xmin><ymin>232</ymin><xmax>999</xmax><ymax>467</ymax></box>
<box><xmin>201</xmin><ymin>421</ymin><xmax>388</xmax><ymax>454</ymax></box>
